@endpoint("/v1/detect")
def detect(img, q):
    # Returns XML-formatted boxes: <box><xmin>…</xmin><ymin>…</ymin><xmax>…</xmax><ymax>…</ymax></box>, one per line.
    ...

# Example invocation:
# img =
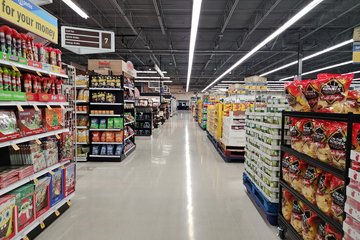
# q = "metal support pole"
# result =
<box><xmin>297</xmin><ymin>41</ymin><xmax>303</xmax><ymax>80</ymax></box>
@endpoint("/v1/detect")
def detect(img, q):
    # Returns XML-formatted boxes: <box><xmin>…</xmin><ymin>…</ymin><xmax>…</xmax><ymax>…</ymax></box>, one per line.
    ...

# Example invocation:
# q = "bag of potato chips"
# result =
<box><xmin>302</xmin><ymin>165</ymin><xmax>321</xmax><ymax>204</ymax></box>
<box><xmin>282</xmin><ymin>190</ymin><xmax>294</xmax><ymax>222</ymax></box>
<box><xmin>285</xmin><ymin>81</ymin><xmax>311</xmax><ymax>112</ymax></box>
<box><xmin>327</xmin><ymin>122</ymin><xmax>347</xmax><ymax>170</ymax></box>
<box><xmin>290</xmin><ymin>118</ymin><xmax>304</xmax><ymax>152</ymax></box>
<box><xmin>302</xmin><ymin>209</ymin><xmax>319</xmax><ymax>240</ymax></box>
<box><xmin>313</xmin><ymin>120</ymin><xmax>331</xmax><ymax>164</ymax></box>
<box><xmin>316</xmin><ymin>173</ymin><xmax>333</xmax><ymax>216</ymax></box>
<box><xmin>330</xmin><ymin>176</ymin><xmax>345</xmax><ymax>222</ymax></box>
<box><xmin>301</xmin><ymin>79</ymin><xmax>320</xmax><ymax>111</ymax></box>
<box><xmin>291</xmin><ymin>200</ymin><xmax>305</xmax><ymax>233</ymax></box>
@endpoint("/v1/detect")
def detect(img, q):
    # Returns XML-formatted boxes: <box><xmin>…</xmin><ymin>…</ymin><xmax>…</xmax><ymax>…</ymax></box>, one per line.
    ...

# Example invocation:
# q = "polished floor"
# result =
<box><xmin>37</xmin><ymin>112</ymin><xmax>277</xmax><ymax>240</ymax></box>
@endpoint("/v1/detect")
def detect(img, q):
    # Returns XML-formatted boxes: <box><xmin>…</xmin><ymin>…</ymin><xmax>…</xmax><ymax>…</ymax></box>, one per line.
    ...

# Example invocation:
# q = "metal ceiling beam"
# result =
<box><xmin>152</xmin><ymin>0</ymin><xmax>166</xmax><ymax>35</ymax></box>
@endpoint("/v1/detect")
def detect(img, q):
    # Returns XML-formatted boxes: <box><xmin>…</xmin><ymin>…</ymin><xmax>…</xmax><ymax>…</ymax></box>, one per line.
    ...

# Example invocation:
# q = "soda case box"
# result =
<box><xmin>0</xmin><ymin>110</ymin><xmax>22</xmax><ymax>143</ymax></box>
<box><xmin>63</xmin><ymin>163</ymin><xmax>76</xmax><ymax>197</ymax></box>
<box><xmin>10</xmin><ymin>183</ymin><xmax>35</xmax><ymax>232</ymax></box>
<box><xmin>17</xmin><ymin>109</ymin><xmax>45</xmax><ymax>136</ymax></box>
<box><xmin>34</xmin><ymin>177</ymin><xmax>50</xmax><ymax>218</ymax></box>
<box><xmin>49</xmin><ymin>168</ymin><xmax>64</xmax><ymax>207</ymax></box>
<box><xmin>43</xmin><ymin>108</ymin><xmax>64</xmax><ymax>131</ymax></box>
<box><xmin>0</xmin><ymin>195</ymin><xmax>16</xmax><ymax>240</ymax></box>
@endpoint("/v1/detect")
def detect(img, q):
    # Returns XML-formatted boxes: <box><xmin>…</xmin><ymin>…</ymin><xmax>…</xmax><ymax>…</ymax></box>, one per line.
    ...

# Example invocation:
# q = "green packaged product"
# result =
<box><xmin>113</xmin><ymin>118</ymin><xmax>123</xmax><ymax>129</ymax></box>
<box><xmin>107</xmin><ymin>118</ymin><xmax>114</xmax><ymax>129</ymax></box>
<box><xmin>10</xmin><ymin>183</ymin><xmax>34</xmax><ymax>231</ymax></box>
<box><xmin>90</xmin><ymin>118</ymin><xmax>99</xmax><ymax>129</ymax></box>
<box><xmin>99</xmin><ymin>119</ymin><xmax>106</xmax><ymax>129</ymax></box>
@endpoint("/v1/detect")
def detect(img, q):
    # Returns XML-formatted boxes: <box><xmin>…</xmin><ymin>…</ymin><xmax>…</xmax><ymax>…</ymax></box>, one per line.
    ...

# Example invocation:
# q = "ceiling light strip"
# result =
<box><xmin>62</xmin><ymin>0</ymin><xmax>89</xmax><ymax>19</ymax></box>
<box><xmin>186</xmin><ymin>0</ymin><xmax>203</xmax><ymax>92</ymax></box>
<box><xmin>202</xmin><ymin>0</ymin><xmax>325</xmax><ymax>92</ymax></box>
<box><xmin>259</xmin><ymin>39</ymin><xmax>353</xmax><ymax>77</ymax></box>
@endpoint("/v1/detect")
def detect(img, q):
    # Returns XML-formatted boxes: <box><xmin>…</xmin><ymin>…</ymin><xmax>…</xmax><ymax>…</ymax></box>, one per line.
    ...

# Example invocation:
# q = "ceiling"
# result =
<box><xmin>43</xmin><ymin>0</ymin><xmax>360</xmax><ymax>91</ymax></box>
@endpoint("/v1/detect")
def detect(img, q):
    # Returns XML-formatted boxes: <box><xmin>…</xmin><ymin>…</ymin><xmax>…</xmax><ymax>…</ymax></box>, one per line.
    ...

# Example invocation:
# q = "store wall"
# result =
<box><xmin>173</xmin><ymin>93</ymin><xmax>195</xmax><ymax>101</ymax></box>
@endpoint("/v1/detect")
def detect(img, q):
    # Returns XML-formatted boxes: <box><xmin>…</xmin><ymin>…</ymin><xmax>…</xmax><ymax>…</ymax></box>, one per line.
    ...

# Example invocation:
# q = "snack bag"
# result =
<box><xmin>324</xmin><ymin>224</ymin><xmax>342</xmax><ymax>240</ymax></box>
<box><xmin>352</xmin><ymin>123</ymin><xmax>360</xmax><ymax>151</ymax></box>
<box><xmin>291</xmin><ymin>200</ymin><xmax>304</xmax><ymax>233</ymax></box>
<box><xmin>330</xmin><ymin>176</ymin><xmax>345</xmax><ymax>222</ymax></box>
<box><xmin>301</xmin><ymin>79</ymin><xmax>320</xmax><ymax>111</ymax></box>
<box><xmin>300</xmin><ymin>119</ymin><xmax>316</xmax><ymax>158</ymax></box>
<box><xmin>327</xmin><ymin>122</ymin><xmax>347</xmax><ymax>170</ymax></box>
<box><xmin>90</xmin><ymin>118</ymin><xmax>99</xmax><ymax>129</ymax></box>
<box><xmin>289</xmin><ymin>159</ymin><xmax>307</xmax><ymax>192</ymax></box>
<box><xmin>316</xmin><ymin>173</ymin><xmax>333</xmax><ymax>215</ymax></box>
<box><xmin>302</xmin><ymin>209</ymin><xmax>319</xmax><ymax>240</ymax></box>
<box><xmin>282</xmin><ymin>190</ymin><xmax>294</xmax><ymax>222</ymax></box>
<box><xmin>317</xmin><ymin>73</ymin><xmax>353</xmax><ymax>112</ymax></box>
<box><xmin>282</xmin><ymin>153</ymin><xmax>291</xmax><ymax>183</ymax></box>
<box><xmin>285</xmin><ymin>81</ymin><xmax>311</xmax><ymax>112</ymax></box>
<box><xmin>290</xmin><ymin>118</ymin><xmax>303</xmax><ymax>152</ymax></box>
<box><xmin>302</xmin><ymin>166</ymin><xmax>321</xmax><ymax>204</ymax></box>
<box><xmin>92</xmin><ymin>132</ymin><xmax>100</xmax><ymax>142</ymax></box>
<box><xmin>343</xmin><ymin>90</ymin><xmax>360</xmax><ymax>113</ymax></box>
<box><xmin>316</xmin><ymin>220</ymin><xmax>326</xmax><ymax>240</ymax></box>
<box><xmin>313</xmin><ymin>120</ymin><xmax>331</xmax><ymax>164</ymax></box>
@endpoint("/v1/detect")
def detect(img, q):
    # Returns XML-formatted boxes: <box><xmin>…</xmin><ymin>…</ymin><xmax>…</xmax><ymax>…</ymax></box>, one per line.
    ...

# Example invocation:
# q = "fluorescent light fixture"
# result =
<box><xmin>260</xmin><ymin>39</ymin><xmax>353</xmax><ymax>77</ymax></box>
<box><xmin>135</xmin><ymin>77</ymin><xmax>171</xmax><ymax>80</ymax></box>
<box><xmin>221</xmin><ymin>81</ymin><xmax>243</xmax><ymax>83</ymax></box>
<box><xmin>279</xmin><ymin>60</ymin><xmax>353</xmax><ymax>81</ymax></box>
<box><xmin>202</xmin><ymin>0</ymin><xmax>325</xmax><ymax>92</ymax></box>
<box><xmin>154</xmin><ymin>64</ymin><xmax>165</xmax><ymax>78</ymax></box>
<box><xmin>136</xmin><ymin>80</ymin><xmax>173</xmax><ymax>83</ymax></box>
<box><xmin>186</xmin><ymin>0</ymin><xmax>203</xmax><ymax>92</ymax></box>
<box><xmin>137</xmin><ymin>71</ymin><xmax>167</xmax><ymax>74</ymax></box>
<box><xmin>217</xmin><ymin>84</ymin><xmax>231</xmax><ymax>86</ymax></box>
<box><xmin>62</xmin><ymin>0</ymin><xmax>89</xmax><ymax>19</ymax></box>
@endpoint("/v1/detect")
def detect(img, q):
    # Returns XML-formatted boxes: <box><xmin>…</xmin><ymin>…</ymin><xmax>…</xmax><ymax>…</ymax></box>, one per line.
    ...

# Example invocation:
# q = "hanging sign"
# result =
<box><xmin>353</xmin><ymin>42</ymin><xmax>360</xmax><ymax>63</ymax></box>
<box><xmin>61</xmin><ymin>26</ymin><xmax>115</xmax><ymax>54</ymax></box>
<box><xmin>353</xmin><ymin>26</ymin><xmax>360</xmax><ymax>42</ymax></box>
<box><xmin>0</xmin><ymin>0</ymin><xmax>58</xmax><ymax>43</ymax></box>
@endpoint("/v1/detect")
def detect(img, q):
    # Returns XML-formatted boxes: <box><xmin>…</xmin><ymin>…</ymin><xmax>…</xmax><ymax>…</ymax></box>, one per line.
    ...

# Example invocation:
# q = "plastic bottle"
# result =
<box><xmin>10</xmin><ymin>70</ymin><xmax>16</xmax><ymax>91</ymax></box>
<box><xmin>15</xmin><ymin>33</ymin><xmax>22</xmax><ymax>57</ymax></box>
<box><xmin>11</xmin><ymin>29</ymin><xmax>18</xmax><ymax>56</ymax></box>
<box><xmin>16</xmin><ymin>71</ymin><xmax>21</xmax><ymax>92</ymax></box>
<box><xmin>20</xmin><ymin>34</ymin><xmax>27</xmax><ymax>59</ymax></box>
<box><xmin>45</xmin><ymin>47</ymin><xmax>51</xmax><ymax>64</ymax></box>
<box><xmin>55</xmin><ymin>49</ymin><xmax>62</xmax><ymax>67</ymax></box>
<box><xmin>33</xmin><ymin>40</ymin><xmax>38</xmax><ymax>62</ymax></box>
<box><xmin>37</xmin><ymin>43</ymin><xmax>46</xmax><ymax>63</ymax></box>
<box><xmin>0</xmin><ymin>26</ymin><xmax>6</xmax><ymax>52</ymax></box>
<box><xmin>0</xmin><ymin>68</ymin><xmax>3</xmax><ymax>90</ymax></box>
<box><xmin>26</xmin><ymin>35</ymin><xmax>33</xmax><ymax>60</ymax></box>
<box><xmin>4</xmin><ymin>27</ymin><xmax>12</xmax><ymax>55</ymax></box>
<box><xmin>3</xmin><ymin>68</ymin><xmax>10</xmax><ymax>91</ymax></box>
<box><xmin>23</xmin><ymin>74</ymin><xmax>32</xmax><ymax>93</ymax></box>
<box><xmin>50</xmin><ymin>48</ymin><xmax>56</xmax><ymax>65</ymax></box>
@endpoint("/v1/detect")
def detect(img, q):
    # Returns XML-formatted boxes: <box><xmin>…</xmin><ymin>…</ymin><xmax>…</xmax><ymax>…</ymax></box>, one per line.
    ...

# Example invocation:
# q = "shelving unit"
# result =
<box><xmin>135</xmin><ymin>106</ymin><xmax>153</xmax><ymax>136</ymax></box>
<box><xmin>278</xmin><ymin>111</ymin><xmax>360</xmax><ymax>239</ymax></box>
<box><xmin>123</xmin><ymin>73</ymin><xmax>137</xmax><ymax>158</ymax></box>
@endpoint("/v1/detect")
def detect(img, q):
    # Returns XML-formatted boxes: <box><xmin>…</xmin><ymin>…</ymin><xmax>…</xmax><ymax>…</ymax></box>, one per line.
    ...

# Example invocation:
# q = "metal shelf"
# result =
<box><xmin>0</xmin><ymin>101</ymin><xmax>69</xmax><ymax>107</ymax></box>
<box><xmin>76</xmin><ymin>111</ymin><xmax>88</xmax><ymax>114</ymax></box>
<box><xmin>124</xmin><ymin>133</ymin><xmax>135</xmax><ymax>141</ymax></box>
<box><xmin>89</xmin><ymin>129</ymin><xmax>122</xmax><ymax>131</ymax></box>
<box><xmin>89</xmin><ymin>88</ymin><xmax>123</xmax><ymax>91</ymax></box>
<box><xmin>0</xmin><ymin>129</ymin><xmax>70</xmax><ymax>148</ymax></box>
<box><xmin>0</xmin><ymin>59</ymin><xmax>68</xmax><ymax>79</ymax></box>
<box><xmin>91</xmin><ymin>142</ymin><xmax>123</xmax><ymax>145</ymax></box>
<box><xmin>124</xmin><ymin>144</ymin><xmax>136</xmax><ymax>155</ymax></box>
<box><xmin>281</xmin><ymin>145</ymin><xmax>345</xmax><ymax>180</ymax></box>
<box><xmin>90</xmin><ymin>102</ymin><xmax>123</xmax><ymax>106</ymax></box>
<box><xmin>280</xmin><ymin>180</ymin><xmax>343</xmax><ymax>233</ymax></box>
<box><xmin>136</xmin><ymin>119</ymin><xmax>152</xmax><ymax>122</ymax></box>
<box><xmin>88</xmin><ymin>155</ymin><xmax>121</xmax><ymax>158</ymax></box>
<box><xmin>125</xmin><ymin>121</ymin><xmax>135</xmax><ymax>125</ymax></box>
<box><xmin>89</xmin><ymin>114</ymin><xmax>122</xmax><ymax>117</ymax></box>
<box><xmin>278</xmin><ymin>214</ymin><xmax>303</xmax><ymax>240</ymax></box>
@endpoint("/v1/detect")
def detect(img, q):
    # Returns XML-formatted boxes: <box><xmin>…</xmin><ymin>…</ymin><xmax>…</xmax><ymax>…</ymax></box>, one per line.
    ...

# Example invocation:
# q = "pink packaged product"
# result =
<box><xmin>0</xmin><ymin>177</ymin><xmax>18</xmax><ymax>189</ymax></box>
<box><xmin>0</xmin><ymin>168</ymin><xmax>18</xmax><ymax>182</ymax></box>
<box><xmin>17</xmin><ymin>166</ymin><xmax>34</xmax><ymax>179</ymax></box>
<box><xmin>63</xmin><ymin>163</ymin><xmax>75</xmax><ymax>196</ymax></box>
<box><xmin>344</xmin><ymin>216</ymin><xmax>360</xmax><ymax>240</ymax></box>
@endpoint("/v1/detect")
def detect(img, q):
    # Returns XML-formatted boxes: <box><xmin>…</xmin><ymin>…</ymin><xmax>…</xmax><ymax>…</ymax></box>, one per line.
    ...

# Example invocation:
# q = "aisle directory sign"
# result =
<box><xmin>61</xmin><ymin>26</ymin><xmax>115</xmax><ymax>54</ymax></box>
<box><xmin>0</xmin><ymin>0</ymin><xmax>58</xmax><ymax>43</ymax></box>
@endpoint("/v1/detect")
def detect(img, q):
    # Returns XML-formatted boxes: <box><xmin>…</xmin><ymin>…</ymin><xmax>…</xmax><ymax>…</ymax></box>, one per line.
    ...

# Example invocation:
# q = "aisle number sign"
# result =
<box><xmin>61</xmin><ymin>26</ymin><xmax>115</xmax><ymax>54</ymax></box>
<box><xmin>353</xmin><ymin>42</ymin><xmax>360</xmax><ymax>64</ymax></box>
<box><xmin>0</xmin><ymin>0</ymin><xmax>58</xmax><ymax>43</ymax></box>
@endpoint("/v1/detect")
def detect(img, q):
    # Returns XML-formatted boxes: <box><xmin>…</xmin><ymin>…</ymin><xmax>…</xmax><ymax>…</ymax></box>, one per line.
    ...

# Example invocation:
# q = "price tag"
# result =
<box><xmin>60</xmin><ymin>105</ymin><xmax>65</xmax><ymax>110</ymax></box>
<box><xmin>33</xmin><ymin>178</ymin><xmax>39</xmax><ymax>185</ymax></box>
<box><xmin>46</xmin><ymin>105</ymin><xmax>52</xmax><ymax>110</ymax></box>
<box><xmin>17</xmin><ymin>105</ymin><xmax>24</xmax><ymax>112</ymax></box>
<box><xmin>36</xmin><ymin>71</ymin><xmax>42</xmax><ymax>76</ymax></box>
<box><xmin>67</xmin><ymin>200</ymin><xmax>72</xmax><ymax>206</ymax></box>
<box><xmin>49</xmin><ymin>171</ymin><xmax>55</xmax><ymax>175</ymax></box>
<box><xmin>33</xmin><ymin>105</ymin><xmax>40</xmax><ymax>112</ymax></box>
<box><xmin>11</xmin><ymin>144</ymin><xmax>20</xmax><ymax>151</ymax></box>
<box><xmin>40</xmin><ymin>222</ymin><xmax>45</xmax><ymax>229</ymax></box>
<box><xmin>11</xmin><ymin>65</ymin><xmax>19</xmax><ymax>72</ymax></box>
<box><xmin>35</xmin><ymin>139</ymin><xmax>42</xmax><ymax>145</ymax></box>
<box><xmin>61</xmin><ymin>165</ymin><xmax>65</xmax><ymax>169</ymax></box>
<box><xmin>23</xmin><ymin>236</ymin><xmax>30</xmax><ymax>240</ymax></box>
<box><xmin>55</xmin><ymin>210</ymin><xmax>60</xmax><ymax>216</ymax></box>
<box><xmin>55</xmin><ymin>134</ymin><xmax>61</xmax><ymax>139</ymax></box>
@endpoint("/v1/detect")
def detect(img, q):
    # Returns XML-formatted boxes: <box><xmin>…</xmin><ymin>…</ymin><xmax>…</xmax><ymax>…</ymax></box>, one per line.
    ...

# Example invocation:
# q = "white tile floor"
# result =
<box><xmin>37</xmin><ymin>112</ymin><xmax>278</xmax><ymax>240</ymax></box>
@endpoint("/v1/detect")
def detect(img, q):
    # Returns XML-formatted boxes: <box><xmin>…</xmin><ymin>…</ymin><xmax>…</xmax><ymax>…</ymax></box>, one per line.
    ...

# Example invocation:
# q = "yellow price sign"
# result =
<box><xmin>55</xmin><ymin>134</ymin><xmax>61</xmax><ymax>139</ymax></box>
<box><xmin>33</xmin><ymin>178</ymin><xmax>39</xmax><ymax>185</ymax></box>
<box><xmin>11</xmin><ymin>65</ymin><xmax>19</xmax><ymax>72</ymax></box>
<box><xmin>60</xmin><ymin>105</ymin><xmax>65</xmax><ymax>110</ymax></box>
<box><xmin>33</xmin><ymin>105</ymin><xmax>40</xmax><ymax>112</ymax></box>
<box><xmin>40</xmin><ymin>222</ymin><xmax>45</xmax><ymax>229</ymax></box>
<box><xmin>23</xmin><ymin>236</ymin><xmax>30</xmax><ymax>240</ymax></box>
<box><xmin>67</xmin><ymin>200</ymin><xmax>72</xmax><ymax>206</ymax></box>
<box><xmin>35</xmin><ymin>139</ymin><xmax>42</xmax><ymax>145</ymax></box>
<box><xmin>55</xmin><ymin>210</ymin><xmax>60</xmax><ymax>216</ymax></box>
<box><xmin>49</xmin><ymin>171</ymin><xmax>55</xmax><ymax>175</ymax></box>
<box><xmin>11</xmin><ymin>144</ymin><xmax>20</xmax><ymax>151</ymax></box>
<box><xmin>36</xmin><ymin>71</ymin><xmax>42</xmax><ymax>76</ymax></box>
<box><xmin>17</xmin><ymin>105</ymin><xmax>24</xmax><ymax>112</ymax></box>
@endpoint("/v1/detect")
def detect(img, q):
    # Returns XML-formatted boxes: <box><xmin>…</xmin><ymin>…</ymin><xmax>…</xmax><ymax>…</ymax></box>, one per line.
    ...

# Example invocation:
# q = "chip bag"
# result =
<box><xmin>300</xmin><ymin>119</ymin><xmax>316</xmax><ymax>158</ymax></box>
<box><xmin>317</xmin><ymin>73</ymin><xmax>353</xmax><ymax>112</ymax></box>
<box><xmin>291</xmin><ymin>200</ymin><xmax>305</xmax><ymax>233</ymax></box>
<box><xmin>343</xmin><ymin>90</ymin><xmax>360</xmax><ymax>113</ymax></box>
<box><xmin>289</xmin><ymin>159</ymin><xmax>307</xmax><ymax>192</ymax></box>
<box><xmin>330</xmin><ymin>176</ymin><xmax>345</xmax><ymax>222</ymax></box>
<box><xmin>327</xmin><ymin>122</ymin><xmax>347</xmax><ymax>170</ymax></box>
<box><xmin>324</xmin><ymin>224</ymin><xmax>342</xmax><ymax>240</ymax></box>
<box><xmin>282</xmin><ymin>153</ymin><xmax>292</xmax><ymax>183</ymax></box>
<box><xmin>301</xmin><ymin>79</ymin><xmax>320</xmax><ymax>111</ymax></box>
<box><xmin>302</xmin><ymin>165</ymin><xmax>321</xmax><ymax>204</ymax></box>
<box><xmin>285</xmin><ymin>81</ymin><xmax>311</xmax><ymax>112</ymax></box>
<box><xmin>352</xmin><ymin>123</ymin><xmax>360</xmax><ymax>151</ymax></box>
<box><xmin>316</xmin><ymin>220</ymin><xmax>326</xmax><ymax>240</ymax></box>
<box><xmin>313</xmin><ymin>120</ymin><xmax>331</xmax><ymax>164</ymax></box>
<box><xmin>302</xmin><ymin>209</ymin><xmax>319</xmax><ymax>240</ymax></box>
<box><xmin>290</xmin><ymin>118</ymin><xmax>304</xmax><ymax>152</ymax></box>
<box><xmin>315</xmin><ymin>173</ymin><xmax>333</xmax><ymax>216</ymax></box>
<box><xmin>282</xmin><ymin>190</ymin><xmax>294</xmax><ymax>222</ymax></box>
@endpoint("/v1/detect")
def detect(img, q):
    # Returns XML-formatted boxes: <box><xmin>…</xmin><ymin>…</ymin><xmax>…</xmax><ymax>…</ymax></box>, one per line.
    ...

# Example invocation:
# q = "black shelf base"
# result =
<box><xmin>278</xmin><ymin>214</ymin><xmax>303</xmax><ymax>240</ymax></box>
<box><xmin>87</xmin><ymin>156</ymin><xmax>122</xmax><ymax>162</ymax></box>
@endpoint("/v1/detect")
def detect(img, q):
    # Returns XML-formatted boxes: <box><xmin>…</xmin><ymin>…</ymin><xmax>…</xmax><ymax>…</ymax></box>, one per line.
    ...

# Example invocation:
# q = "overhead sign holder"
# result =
<box><xmin>0</xmin><ymin>0</ymin><xmax>58</xmax><ymax>43</ymax></box>
<box><xmin>61</xmin><ymin>26</ymin><xmax>115</xmax><ymax>54</ymax></box>
<box><xmin>353</xmin><ymin>26</ymin><xmax>360</xmax><ymax>63</ymax></box>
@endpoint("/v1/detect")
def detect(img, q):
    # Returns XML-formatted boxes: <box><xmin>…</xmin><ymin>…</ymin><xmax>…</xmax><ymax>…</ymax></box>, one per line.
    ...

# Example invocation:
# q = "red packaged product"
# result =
<box><xmin>289</xmin><ymin>159</ymin><xmax>307</xmax><ymax>192</ymax></box>
<box><xmin>282</xmin><ymin>153</ymin><xmax>292</xmax><ymax>183</ymax></box>
<box><xmin>302</xmin><ymin>209</ymin><xmax>320</xmax><ymax>240</ymax></box>
<box><xmin>352</xmin><ymin>123</ymin><xmax>360</xmax><ymax>151</ymax></box>
<box><xmin>92</xmin><ymin>132</ymin><xmax>101</xmax><ymax>142</ymax></box>
<box><xmin>327</xmin><ymin>122</ymin><xmax>347</xmax><ymax>170</ymax></box>
<box><xmin>285</xmin><ymin>81</ymin><xmax>311</xmax><ymax>112</ymax></box>
<box><xmin>316</xmin><ymin>220</ymin><xmax>326</xmax><ymax>240</ymax></box>
<box><xmin>316</xmin><ymin>173</ymin><xmax>333</xmax><ymax>216</ymax></box>
<box><xmin>344</xmin><ymin>90</ymin><xmax>360</xmax><ymax>114</ymax></box>
<box><xmin>330</xmin><ymin>176</ymin><xmax>345</xmax><ymax>222</ymax></box>
<box><xmin>301</xmin><ymin>79</ymin><xmax>320</xmax><ymax>111</ymax></box>
<box><xmin>313</xmin><ymin>120</ymin><xmax>331</xmax><ymax>164</ymax></box>
<box><xmin>302</xmin><ymin>165</ymin><xmax>321</xmax><ymax>204</ymax></box>
<box><xmin>299</xmin><ymin>118</ymin><xmax>316</xmax><ymax>158</ymax></box>
<box><xmin>317</xmin><ymin>73</ymin><xmax>353</xmax><ymax>112</ymax></box>
<box><xmin>324</xmin><ymin>224</ymin><xmax>342</xmax><ymax>240</ymax></box>
<box><xmin>282</xmin><ymin>190</ymin><xmax>294</xmax><ymax>222</ymax></box>
<box><xmin>291</xmin><ymin>200</ymin><xmax>305</xmax><ymax>233</ymax></box>
<box><xmin>17</xmin><ymin>108</ymin><xmax>45</xmax><ymax>136</ymax></box>
<box><xmin>290</xmin><ymin>118</ymin><xmax>303</xmax><ymax>152</ymax></box>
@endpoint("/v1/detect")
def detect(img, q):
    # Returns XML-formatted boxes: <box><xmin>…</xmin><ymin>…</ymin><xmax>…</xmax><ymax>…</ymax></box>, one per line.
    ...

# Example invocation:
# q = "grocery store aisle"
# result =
<box><xmin>37</xmin><ymin>112</ymin><xmax>277</xmax><ymax>240</ymax></box>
